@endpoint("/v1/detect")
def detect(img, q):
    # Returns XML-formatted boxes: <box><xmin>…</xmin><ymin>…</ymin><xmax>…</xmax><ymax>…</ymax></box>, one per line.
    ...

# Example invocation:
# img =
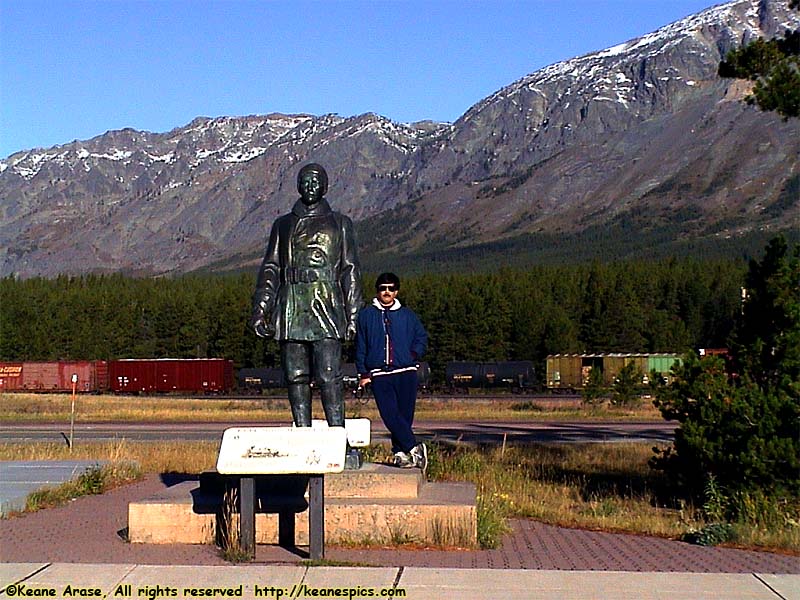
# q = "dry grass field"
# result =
<box><xmin>0</xmin><ymin>392</ymin><xmax>663</xmax><ymax>423</ymax></box>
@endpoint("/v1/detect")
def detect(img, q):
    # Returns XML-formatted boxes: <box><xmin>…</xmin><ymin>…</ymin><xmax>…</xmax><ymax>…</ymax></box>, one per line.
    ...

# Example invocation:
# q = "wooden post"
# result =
<box><xmin>278</xmin><ymin>510</ymin><xmax>295</xmax><ymax>549</ymax></box>
<box><xmin>240</xmin><ymin>476</ymin><xmax>256</xmax><ymax>558</ymax></box>
<box><xmin>308</xmin><ymin>474</ymin><xmax>324</xmax><ymax>560</ymax></box>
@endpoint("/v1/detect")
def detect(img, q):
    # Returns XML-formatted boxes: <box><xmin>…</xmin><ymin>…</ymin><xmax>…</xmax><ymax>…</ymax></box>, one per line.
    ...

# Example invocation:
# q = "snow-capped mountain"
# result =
<box><xmin>0</xmin><ymin>113</ymin><xmax>448</xmax><ymax>276</ymax></box>
<box><xmin>1</xmin><ymin>0</ymin><xmax>798</xmax><ymax>277</ymax></box>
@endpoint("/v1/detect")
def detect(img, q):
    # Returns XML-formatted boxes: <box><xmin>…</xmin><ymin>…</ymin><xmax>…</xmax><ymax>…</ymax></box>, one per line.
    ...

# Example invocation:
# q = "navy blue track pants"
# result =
<box><xmin>371</xmin><ymin>370</ymin><xmax>418</xmax><ymax>453</ymax></box>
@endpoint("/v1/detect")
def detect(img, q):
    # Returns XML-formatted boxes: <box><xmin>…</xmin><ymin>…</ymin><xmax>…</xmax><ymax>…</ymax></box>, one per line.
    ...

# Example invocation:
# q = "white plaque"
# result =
<box><xmin>310</xmin><ymin>418</ymin><xmax>371</xmax><ymax>447</ymax></box>
<box><xmin>216</xmin><ymin>427</ymin><xmax>347</xmax><ymax>474</ymax></box>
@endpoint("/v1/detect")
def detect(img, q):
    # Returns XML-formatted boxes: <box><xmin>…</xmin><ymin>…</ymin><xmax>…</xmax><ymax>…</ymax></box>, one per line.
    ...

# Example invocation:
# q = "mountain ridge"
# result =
<box><xmin>1</xmin><ymin>0</ymin><xmax>798</xmax><ymax>278</ymax></box>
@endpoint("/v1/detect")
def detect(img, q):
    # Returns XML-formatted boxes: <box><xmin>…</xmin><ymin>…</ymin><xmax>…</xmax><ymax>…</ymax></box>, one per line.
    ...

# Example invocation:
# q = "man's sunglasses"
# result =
<box><xmin>377</xmin><ymin>285</ymin><xmax>397</xmax><ymax>292</ymax></box>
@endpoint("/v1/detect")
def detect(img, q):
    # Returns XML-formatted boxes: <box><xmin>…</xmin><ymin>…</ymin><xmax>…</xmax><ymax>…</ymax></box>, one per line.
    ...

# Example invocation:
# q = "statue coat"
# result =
<box><xmin>251</xmin><ymin>198</ymin><xmax>362</xmax><ymax>341</ymax></box>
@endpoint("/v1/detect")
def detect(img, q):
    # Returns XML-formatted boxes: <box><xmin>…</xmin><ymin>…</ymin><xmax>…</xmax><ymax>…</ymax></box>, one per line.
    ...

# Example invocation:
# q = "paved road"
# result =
<box><xmin>0</xmin><ymin>420</ymin><xmax>676</xmax><ymax>445</ymax></box>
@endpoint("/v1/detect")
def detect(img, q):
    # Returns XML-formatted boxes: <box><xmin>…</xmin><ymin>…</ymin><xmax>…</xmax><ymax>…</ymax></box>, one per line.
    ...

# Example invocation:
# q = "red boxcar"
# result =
<box><xmin>0</xmin><ymin>361</ymin><xmax>108</xmax><ymax>392</ymax></box>
<box><xmin>108</xmin><ymin>359</ymin><xmax>234</xmax><ymax>394</ymax></box>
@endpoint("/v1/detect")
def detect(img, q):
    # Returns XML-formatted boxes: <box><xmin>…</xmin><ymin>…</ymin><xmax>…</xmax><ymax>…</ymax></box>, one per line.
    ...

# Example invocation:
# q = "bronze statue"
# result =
<box><xmin>250</xmin><ymin>164</ymin><xmax>363</xmax><ymax>431</ymax></box>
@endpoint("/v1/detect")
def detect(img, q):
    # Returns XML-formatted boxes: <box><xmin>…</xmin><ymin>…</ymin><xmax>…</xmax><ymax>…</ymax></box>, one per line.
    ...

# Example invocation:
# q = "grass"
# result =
<box><xmin>0</xmin><ymin>393</ymin><xmax>290</xmax><ymax>423</ymax></box>
<box><xmin>425</xmin><ymin>442</ymin><xmax>800</xmax><ymax>553</ymax></box>
<box><xmin>217</xmin><ymin>487</ymin><xmax>252</xmax><ymax>563</ymax></box>
<box><xmin>0</xmin><ymin>392</ymin><xmax>663</xmax><ymax>423</ymax></box>
<box><xmin>23</xmin><ymin>462</ymin><xmax>141</xmax><ymax>513</ymax></box>
<box><xmin>0</xmin><ymin>439</ymin><xmax>219</xmax><ymax>474</ymax></box>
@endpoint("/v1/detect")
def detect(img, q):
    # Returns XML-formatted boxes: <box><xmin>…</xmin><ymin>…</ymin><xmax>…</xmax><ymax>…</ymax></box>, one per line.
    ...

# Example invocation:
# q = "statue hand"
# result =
<box><xmin>250</xmin><ymin>315</ymin><xmax>274</xmax><ymax>338</ymax></box>
<box><xmin>345</xmin><ymin>323</ymin><xmax>357</xmax><ymax>341</ymax></box>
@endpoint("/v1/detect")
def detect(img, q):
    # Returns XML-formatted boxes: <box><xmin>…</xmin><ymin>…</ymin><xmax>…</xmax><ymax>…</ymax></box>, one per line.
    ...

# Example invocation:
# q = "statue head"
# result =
<box><xmin>297</xmin><ymin>163</ymin><xmax>328</xmax><ymax>205</ymax></box>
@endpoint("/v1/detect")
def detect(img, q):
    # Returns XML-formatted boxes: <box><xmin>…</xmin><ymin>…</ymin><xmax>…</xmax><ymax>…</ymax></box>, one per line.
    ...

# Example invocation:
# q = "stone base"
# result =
<box><xmin>128</xmin><ymin>463</ymin><xmax>477</xmax><ymax>548</ymax></box>
<box><xmin>344</xmin><ymin>447</ymin><xmax>363</xmax><ymax>470</ymax></box>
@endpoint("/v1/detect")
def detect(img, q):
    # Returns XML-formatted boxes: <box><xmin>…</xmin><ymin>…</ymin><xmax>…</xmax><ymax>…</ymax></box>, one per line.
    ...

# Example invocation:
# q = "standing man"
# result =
<box><xmin>355</xmin><ymin>273</ymin><xmax>428</xmax><ymax>470</ymax></box>
<box><xmin>250</xmin><ymin>163</ymin><xmax>363</xmax><ymax>432</ymax></box>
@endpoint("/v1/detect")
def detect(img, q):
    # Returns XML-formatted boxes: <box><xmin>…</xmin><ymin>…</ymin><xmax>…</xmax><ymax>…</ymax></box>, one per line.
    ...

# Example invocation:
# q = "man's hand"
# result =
<box><xmin>358</xmin><ymin>377</ymin><xmax>371</xmax><ymax>388</ymax></box>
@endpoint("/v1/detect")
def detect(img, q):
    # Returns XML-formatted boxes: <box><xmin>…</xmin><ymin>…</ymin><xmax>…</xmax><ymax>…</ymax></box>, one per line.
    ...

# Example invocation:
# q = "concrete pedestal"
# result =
<box><xmin>128</xmin><ymin>463</ymin><xmax>477</xmax><ymax>548</ymax></box>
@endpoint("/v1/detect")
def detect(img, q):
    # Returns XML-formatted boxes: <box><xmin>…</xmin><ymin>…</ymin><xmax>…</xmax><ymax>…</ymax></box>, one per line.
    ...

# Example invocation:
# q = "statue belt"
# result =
<box><xmin>282</xmin><ymin>266</ymin><xmax>333</xmax><ymax>284</ymax></box>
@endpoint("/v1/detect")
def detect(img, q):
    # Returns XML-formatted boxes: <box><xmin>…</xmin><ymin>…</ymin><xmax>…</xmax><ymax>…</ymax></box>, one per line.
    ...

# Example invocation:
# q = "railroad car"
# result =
<box><xmin>545</xmin><ymin>353</ymin><xmax>682</xmax><ymax>391</ymax></box>
<box><xmin>236</xmin><ymin>362</ymin><xmax>430</xmax><ymax>394</ymax></box>
<box><xmin>445</xmin><ymin>361</ymin><xmax>535</xmax><ymax>392</ymax></box>
<box><xmin>108</xmin><ymin>358</ymin><xmax>234</xmax><ymax>394</ymax></box>
<box><xmin>0</xmin><ymin>360</ymin><xmax>108</xmax><ymax>392</ymax></box>
<box><xmin>237</xmin><ymin>367</ymin><xmax>285</xmax><ymax>393</ymax></box>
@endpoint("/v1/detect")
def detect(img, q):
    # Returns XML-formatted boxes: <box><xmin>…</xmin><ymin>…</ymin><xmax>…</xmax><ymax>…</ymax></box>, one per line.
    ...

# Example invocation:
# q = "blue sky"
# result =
<box><xmin>1</xmin><ymin>0</ymin><xmax>717</xmax><ymax>158</ymax></box>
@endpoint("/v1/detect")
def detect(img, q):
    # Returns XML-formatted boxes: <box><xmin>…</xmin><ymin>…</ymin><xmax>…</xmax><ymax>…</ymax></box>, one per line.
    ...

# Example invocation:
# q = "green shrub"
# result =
<box><xmin>682</xmin><ymin>523</ymin><xmax>736</xmax><ymax>546</ymax></box>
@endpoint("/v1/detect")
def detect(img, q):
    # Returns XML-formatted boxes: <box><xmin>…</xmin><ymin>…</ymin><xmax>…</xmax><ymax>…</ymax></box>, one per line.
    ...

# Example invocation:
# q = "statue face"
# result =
<box><xmin>299</xmin><ymin>170</ymin><xmax>324</xmax><ymax>206</ymax></box>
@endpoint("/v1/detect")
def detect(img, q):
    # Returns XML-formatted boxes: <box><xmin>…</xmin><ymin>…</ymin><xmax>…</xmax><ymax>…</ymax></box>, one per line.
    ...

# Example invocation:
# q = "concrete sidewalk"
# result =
<box><xmin>1</xmin><ymin>563</ymin><xmax>798</xmax><ymax>599</ymax></box>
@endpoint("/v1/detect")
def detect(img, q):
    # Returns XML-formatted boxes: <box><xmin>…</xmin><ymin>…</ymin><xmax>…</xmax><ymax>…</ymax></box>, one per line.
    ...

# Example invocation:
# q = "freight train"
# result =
<box><xmin>1</xmin><ymin>359</ymin><xmax>427</xmax><ymax>395</ymax></box>
<box><xmin>0</xmin><ymin>359</ymin><xmax>234</xmax><ymax>394</ymax></box>
<box><xmin>545</xmin><ymin>353</ymin><xmax>682</xmax><ymax>391</ymax></box>
<box><xmin>1</xmin><ymin>355</ymin><xmax>680</xmax><ymax>396</ymax></box>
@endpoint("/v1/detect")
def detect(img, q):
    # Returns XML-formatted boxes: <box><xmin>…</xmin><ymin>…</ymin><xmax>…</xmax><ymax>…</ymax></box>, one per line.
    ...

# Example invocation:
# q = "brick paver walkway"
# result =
<box><xmin>1</xmin><ymin>474</ymin><xmax>798</xmax><ymax>573</ymax></box>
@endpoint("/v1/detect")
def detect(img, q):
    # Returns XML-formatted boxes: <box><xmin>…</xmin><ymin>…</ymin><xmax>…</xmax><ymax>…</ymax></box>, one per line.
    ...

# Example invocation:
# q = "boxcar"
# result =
<box><xmin>0</xmin><ymin>361</ymin><xmax>108</xmax><ymax>392</ymax></box>
<box><xmin>546</xmin><ymin>353</ymin><xmax>681</xmax><ymax>390</ymax></box>
<box><xmin>237</xmin><ymin>367</ymin><xmax>285</xmax><ymax>393</ymax></box>
<box><xmin>446</xmin><ymin>361</ymin><xmax>535</xmax><ymax>391</ymax></box>
<box><xmin>109</xmin><ymin>358</ymin><xmax>234</xmax><ymax>394</ymax></box>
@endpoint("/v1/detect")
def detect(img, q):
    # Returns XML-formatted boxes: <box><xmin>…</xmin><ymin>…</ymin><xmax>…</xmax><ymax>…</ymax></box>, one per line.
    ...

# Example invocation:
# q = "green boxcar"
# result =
<box><xmin>647</xmin><ymin>354</ymin><xmax>682</xmax><ymax>383</ymax></box>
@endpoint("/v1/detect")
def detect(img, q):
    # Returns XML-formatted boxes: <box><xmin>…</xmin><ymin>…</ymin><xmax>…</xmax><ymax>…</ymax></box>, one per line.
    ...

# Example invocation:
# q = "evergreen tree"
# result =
<box><xmin>610</xmin><ymin>362</ymin><xmax>643</xmax><ymax>407</ymax></box>
<box><xmin>582</xmin><ymin>365</ymin><xmax>606</xmax><ymax>405</ymax></box>
<box><xmin>751</xmin><ymin>57</ymin><xmax>800</xmax><ymax>121</ymax></box>
<box><xmin>730</xmin><ymin>235</ymin><xmax>800</xmax><ymax>396</ymax></box>
<box><xmin>719</xmin><ymin>5</ymin><xmax>800</xmax><ymax>119</ymax></box>
<box><xmin>652</xmin><ymin>237</ymin><xmax>800</xmax><ymax>503</ymax></box>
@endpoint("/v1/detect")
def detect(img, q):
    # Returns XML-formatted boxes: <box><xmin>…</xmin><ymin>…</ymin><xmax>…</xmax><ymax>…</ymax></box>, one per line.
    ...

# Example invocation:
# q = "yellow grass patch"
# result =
<box><xmin>0</xmin><ymin>439</ymin><xmax>219</xmax><ymax>474</ymax></box>
<box><xmin>1</xmin><ymin>393</ymin><xmax>663</xmax><ymax>423</ymax></box>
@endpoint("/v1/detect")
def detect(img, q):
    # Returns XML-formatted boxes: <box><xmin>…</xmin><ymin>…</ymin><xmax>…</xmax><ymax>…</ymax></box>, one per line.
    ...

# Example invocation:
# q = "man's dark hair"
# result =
<box><xmin>375</xmin><ymin>272</ymin><xmax>400</xmax><ymax>290</ymax></box>
<box><xmin>297</xmin><ymin>163</ymin><xmax>329</xmax><ymax>195</ymax></box>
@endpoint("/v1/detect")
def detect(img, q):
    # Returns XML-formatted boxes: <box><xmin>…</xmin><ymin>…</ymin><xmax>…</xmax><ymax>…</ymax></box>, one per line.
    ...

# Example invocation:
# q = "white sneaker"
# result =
<box><xmin>410</xmin><ymin>443</ymin><xmax>428</xmax><ymax>474</ymax></box>
<box><xmin>393</xmin><ymin>451</ymin><xmax>415</xmax><ymax>468</ymax></box>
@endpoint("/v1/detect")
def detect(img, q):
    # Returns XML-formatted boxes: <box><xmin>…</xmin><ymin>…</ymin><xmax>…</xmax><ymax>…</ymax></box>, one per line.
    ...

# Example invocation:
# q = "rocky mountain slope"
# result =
<box><xmin>1</xmin><ymin>0</ymin><xmax>798</xmax><ymax>278</ymax></box>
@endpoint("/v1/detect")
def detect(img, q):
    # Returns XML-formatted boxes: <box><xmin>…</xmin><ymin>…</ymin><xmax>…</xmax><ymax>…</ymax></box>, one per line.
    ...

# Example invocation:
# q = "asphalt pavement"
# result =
<box><xmin>0</xmin><ymin>420</ymin><xmax>676</xmax><ymax>445</ymax></box>
<box><xmin>0</xmin><ymin>460</ymin><xmax>107</xmax><ymax>517</ymax></box>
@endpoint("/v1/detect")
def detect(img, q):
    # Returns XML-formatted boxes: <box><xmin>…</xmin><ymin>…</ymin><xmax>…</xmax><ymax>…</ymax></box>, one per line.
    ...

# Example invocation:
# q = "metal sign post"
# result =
<box><xmin>69</xmin><ymin>373</ymin><xmax>78</xmax><ymax>450</ymax></box>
